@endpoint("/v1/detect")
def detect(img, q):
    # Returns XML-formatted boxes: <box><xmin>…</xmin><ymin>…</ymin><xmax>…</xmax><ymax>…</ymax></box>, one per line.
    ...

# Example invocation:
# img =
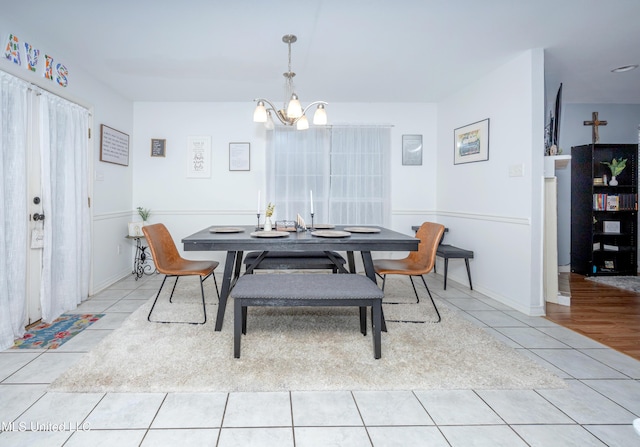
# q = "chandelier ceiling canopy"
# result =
<box><xmin>253</xmin><ymin>34</ymin><xmax>327</xmax><ymax>130</ymax></box>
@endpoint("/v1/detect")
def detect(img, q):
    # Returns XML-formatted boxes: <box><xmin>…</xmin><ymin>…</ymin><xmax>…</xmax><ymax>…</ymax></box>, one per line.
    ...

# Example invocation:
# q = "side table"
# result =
<box><xmin>126</xmin><ymin>235</ymin><xmax>156</xmax><ymax>280</ymax></box>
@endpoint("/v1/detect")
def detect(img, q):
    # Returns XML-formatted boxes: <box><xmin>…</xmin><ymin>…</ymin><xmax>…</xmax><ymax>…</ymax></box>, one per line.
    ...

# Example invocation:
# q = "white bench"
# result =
<box><xmin>231</xmin><ymin>273</ymin><xmax>384</xmax><ymax>359</ymax></box>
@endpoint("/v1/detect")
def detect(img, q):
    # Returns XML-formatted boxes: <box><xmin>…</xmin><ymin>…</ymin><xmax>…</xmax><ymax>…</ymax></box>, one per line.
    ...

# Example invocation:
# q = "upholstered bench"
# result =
<box><xmin>231</xmin><ymin>273</ymin><xmax>384</xmax><ymax>359</ymax></box>
<box><xmin>243</xmin><ymin>250</ymin><xmax>347</xmax><ymax>273</ymax></box>
<box><xmin>436</xmin><ymin>244</ymin><xmax>474</xmax><ymax>290</ymax></box>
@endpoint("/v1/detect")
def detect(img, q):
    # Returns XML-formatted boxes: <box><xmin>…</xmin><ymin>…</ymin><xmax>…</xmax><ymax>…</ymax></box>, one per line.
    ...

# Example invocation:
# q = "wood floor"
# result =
<box><xmin>545</xmin><ymin>273</ymin><xmax>640</xmax><ymax>361</ymax></box>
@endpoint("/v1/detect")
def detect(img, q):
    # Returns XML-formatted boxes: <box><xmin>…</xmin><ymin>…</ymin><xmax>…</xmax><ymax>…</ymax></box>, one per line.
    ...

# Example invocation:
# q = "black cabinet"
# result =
<box><xmin>571</xmin><ymin>143</ymin><xmax>638</xmax><ymax>276</ymax></box>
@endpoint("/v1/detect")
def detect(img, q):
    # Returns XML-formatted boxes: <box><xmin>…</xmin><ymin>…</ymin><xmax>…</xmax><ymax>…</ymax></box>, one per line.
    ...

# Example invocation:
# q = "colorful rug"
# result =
<box><xmin>12</xmin><ymin>313</ymin><xmax>104</xmax><ymax>349</ymax></box>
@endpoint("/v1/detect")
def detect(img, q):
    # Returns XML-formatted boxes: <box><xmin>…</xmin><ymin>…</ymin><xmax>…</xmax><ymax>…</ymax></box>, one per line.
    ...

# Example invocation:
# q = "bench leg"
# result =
<box><xmin>372</xmin><ymin>300</ymin><xmax>382</xmax><ymax>359</ymax></box>
<box><xmin>443</xmin><ymin>258</ymin><xmax>449</xmax><ymax>290</ymax></box>
<box><xmin>234</xmin><ymin>298</ymin><xmax>242</xmax><ymax>358</ymax></box>
<box><xmin>359</xmin><ymin>306</ymin><xmax>367</xmax><ymax>335</ymax></box>
<box><xmin>465</xmin><ymin>258</ymin><xmax>473</xmax><ymax>290</ymax></box>
<box><xmin>242</xmin><ymin>306</ymin><xmax>247</xmax><ymax>334</ymax></box>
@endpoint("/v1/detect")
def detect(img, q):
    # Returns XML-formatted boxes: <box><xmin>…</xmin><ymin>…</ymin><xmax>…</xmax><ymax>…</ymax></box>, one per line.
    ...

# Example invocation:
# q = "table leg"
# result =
<box><xmin>347</xmin><ymin>251</ymin><xmax>356</xmax><ymax>273</ymax></box>
<box><xmin>215</xmin><ymin>251</ymin><xmax>238</xmax><ymax>331</ymax></box>
<box><xmin>443</xmin><ymin>258</ymin><xmax>449</xmax><ymax>290</ymax></box>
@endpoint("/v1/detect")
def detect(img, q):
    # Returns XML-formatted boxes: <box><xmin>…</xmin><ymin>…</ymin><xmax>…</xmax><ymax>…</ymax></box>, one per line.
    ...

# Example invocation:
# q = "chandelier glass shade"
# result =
<box><xmin>253</xmin><ymin>34</ymin><xmax>327</xmax><ymax>130</ymax></box>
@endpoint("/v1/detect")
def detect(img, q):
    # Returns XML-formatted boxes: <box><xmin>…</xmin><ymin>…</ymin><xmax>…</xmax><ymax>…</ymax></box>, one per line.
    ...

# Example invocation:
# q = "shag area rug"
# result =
<box><xmin>50</xmin><ymin>275</ymin><xmax>564</xmax><ymax>393</ymax></box>
<box><xmin>585</xmin><ymin>275</ymin><xmax>640</xmax><ymax>293</ymax></box>
<box><xmin>13</xmin><ymin>314</ymin><xmax>104</xmax><ymax>349</ymax></box>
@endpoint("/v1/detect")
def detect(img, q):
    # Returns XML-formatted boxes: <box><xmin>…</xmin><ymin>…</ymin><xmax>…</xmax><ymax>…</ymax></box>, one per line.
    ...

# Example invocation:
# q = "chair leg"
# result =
<box><xmin>147</xmin><ymin>275</ymin><xmax>169</xmax><ymax>322</ymax></box>
<box><xmin>148</xmin><ymin>274</ymin><xmax>207</xmax><ymax>325</ymax></box>
<box><xmin>419</xmin><ymin>274</ymin><xmax>441</xmax><ymax>323</ymax></box>
<box><xmin>408</xmin><ymin>276</ymin><xmax>420</xmax><ymax>303</ymax></box>
<box><xmin>197</xmin><ymin>275</ymin><xmax>207</xmax><ymax>325</ymax></box>
<box><xmin>168</xmin><ymin>276</ymin><xmax>179</xmax><ymax>303</ymax></box>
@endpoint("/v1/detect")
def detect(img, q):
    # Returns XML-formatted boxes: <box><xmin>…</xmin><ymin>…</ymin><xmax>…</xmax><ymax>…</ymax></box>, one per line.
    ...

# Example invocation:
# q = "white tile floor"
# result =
<box><xmin>1</xmin><ymin>272</ymin><xmax>640</xmax><ymax>446</ymax></box>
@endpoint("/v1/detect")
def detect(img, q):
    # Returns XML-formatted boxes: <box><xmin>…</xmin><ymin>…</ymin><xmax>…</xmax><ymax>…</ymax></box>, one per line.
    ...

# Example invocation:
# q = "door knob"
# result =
<box><xmin>33</xmin><ymin>197</ymin><xmax>41</xmax><ymax>204</ymax></box>
<box><xmin>33</xmin><ymin>213</ymin><xmax>45</xmax><ymax>221</ymax></box>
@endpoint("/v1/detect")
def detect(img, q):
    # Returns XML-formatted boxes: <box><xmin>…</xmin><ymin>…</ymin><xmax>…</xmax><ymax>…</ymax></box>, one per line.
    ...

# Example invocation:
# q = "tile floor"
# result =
<box><xmin>1</xmin><ymin>272</ymin><xmax>640</xmax><ymax>446</ymax></box>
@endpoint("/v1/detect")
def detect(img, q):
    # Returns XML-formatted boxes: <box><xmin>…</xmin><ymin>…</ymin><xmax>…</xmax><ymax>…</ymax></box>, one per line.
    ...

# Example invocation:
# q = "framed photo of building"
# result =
<box><xmin>454</xmin><ymin>118</ymin><xmax>490</xmax><ymax>165</ymax></box>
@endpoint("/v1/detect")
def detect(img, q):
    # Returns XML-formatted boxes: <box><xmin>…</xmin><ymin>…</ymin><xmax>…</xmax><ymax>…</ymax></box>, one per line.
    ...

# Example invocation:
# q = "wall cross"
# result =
<box><xmin>583</xmin><ymin>111</ymin><xmax>607</xmax><ymax>144</ymax></box>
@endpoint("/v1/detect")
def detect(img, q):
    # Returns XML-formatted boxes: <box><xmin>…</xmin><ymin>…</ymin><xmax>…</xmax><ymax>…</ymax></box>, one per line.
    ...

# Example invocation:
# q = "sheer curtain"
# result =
<box><xmin>0</xmin><ymin>72</ymin><xmax>29</xmax><ymax>350</ymax></box>
<box><xmin>267</xmin><ymin>127</ymin><xmax>331</xmax><ymax>221</ymax></box>
<box><xmin>39</xmin><ymin>92</ymin><xmax>90</xmax><ymax>322</ymax></box>
<box><xmin>329</xmin><ymin>126</ymin><xmax>391</xmax><ymax>226</ymax></box>
<box><xmin>266</xmin><ymin>125</ymin><xmax>391</xmax><ymax>226</ymax></box>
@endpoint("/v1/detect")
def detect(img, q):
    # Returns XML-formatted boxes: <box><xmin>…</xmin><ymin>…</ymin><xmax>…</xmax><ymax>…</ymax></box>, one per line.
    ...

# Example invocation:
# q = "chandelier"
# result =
<box><xmin>253</xmin><ymin>34</ymin><xmax>327</xmax><ymax>130</ymax></box>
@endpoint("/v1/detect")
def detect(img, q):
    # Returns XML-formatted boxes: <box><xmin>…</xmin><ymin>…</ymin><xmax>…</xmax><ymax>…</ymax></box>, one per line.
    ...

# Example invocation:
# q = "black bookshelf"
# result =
<box><xmin>571</xmin><ymin>143</ymin><xmax>638</xmax><ymax>276</ymax></box>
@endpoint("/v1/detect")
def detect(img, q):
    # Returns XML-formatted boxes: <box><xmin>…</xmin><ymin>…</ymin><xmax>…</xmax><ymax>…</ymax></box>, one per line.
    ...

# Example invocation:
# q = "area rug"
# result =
<box><xmin>585</xmin><ymin>275</ymin><xmax>640</xmax><ymax>293</ymax></box>
<box><xmin>50</xmin><ymin>276</ymin><xmax>564</xmax><ymax>393</ymax></box>
<box><xmin>13</xmin><ymin>314</ymin><xmax>104</xmax><ymax>349</ymax></box>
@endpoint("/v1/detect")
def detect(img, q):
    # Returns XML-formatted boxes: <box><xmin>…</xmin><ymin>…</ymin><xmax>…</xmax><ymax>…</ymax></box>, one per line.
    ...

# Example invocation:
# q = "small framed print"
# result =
<box><xmin>454</xmin><ymin>118</ymin><xmax>490</xmax><ymax>165</ymax></box>
<box><xmin>151</xmin><ymin>139</ymin><xmax>166</xmax><ymax>157</ymax></box>
<box><xmin>603</xmin><ymin>221</ymin><xmax>621</xmax><ymax>233</ymax></box>
<box><xmin>229</xmin><ymin>142</ymin><xmax>250</xmax><ymax>171</ymax></box>
<box><xmin>128</xmin><ymin>222</ymin><xmax>145</xmax><ymax>237</ymax></box>
<box><xmin>402</xmin><ymin>134</ymin><xmax>423</xmax><ymax>166</ymax></box>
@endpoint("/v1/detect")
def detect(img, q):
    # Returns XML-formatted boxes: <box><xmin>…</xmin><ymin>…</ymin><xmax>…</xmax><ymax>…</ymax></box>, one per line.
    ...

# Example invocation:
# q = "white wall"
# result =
<box><xmin>436</xmin><ymin>49</ymin><xmax>546</xmax><ymax>315</ymax></box>
<box><xmin>132</xmin><ymin>102</ymin><xmax>437</xmax><ymax>267</ymax></box>
<box><xmin>0</xmin><ymin>18</ymin><xmax>135</xmax><ymax>294</ymax></box>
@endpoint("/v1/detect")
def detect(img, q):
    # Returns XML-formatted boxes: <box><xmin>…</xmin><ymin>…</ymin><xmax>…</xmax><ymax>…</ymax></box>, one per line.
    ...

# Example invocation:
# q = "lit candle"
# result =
<box><xmin>310</xmin><ymin>190</ymin><xmax>314</xmax><ymax>214</ymax></box>
<box><xmin>257</xmin><ymin>190</ymin><xmax>261</xmax><ymax>214</ymax></box>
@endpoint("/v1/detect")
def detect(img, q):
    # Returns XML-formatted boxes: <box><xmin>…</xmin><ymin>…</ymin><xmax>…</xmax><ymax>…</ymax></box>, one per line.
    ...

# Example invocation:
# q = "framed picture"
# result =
<box><xmin>151</xmin><ymin>139</ymin><xmax>166</xmax><ymax>157</ymax></box>
<box><xmin>229</xmin><ymin>142</ymin><xmax>250</xmax><ymax>171</ymax></box>
<box><xmin>128</xmin><ymin>222</ymin><xmax>145</xmax><ymax>237</ymax></box>
<box><xmin>454</xmin><ymin>118</ymin><xmax>490</xmax><ymax>165</ymax></box>
<box><xmin>402</xmin><ymin>134</ymin><xmax>423</xmax><ymax>166</ymax></box>
<box><xmin>100</xmin><ymin>124</ymin><xmax>129</xmax><ymax>166</ymax></box>
<box><xmin>603</xmin><ymin>221</ymin><xmax>621</xmax><ymax>233</ymax></box>
<box><xmin>186</xmin><ymin>135</ymin><xmax>212</xmax><ymax>178</ymax></box>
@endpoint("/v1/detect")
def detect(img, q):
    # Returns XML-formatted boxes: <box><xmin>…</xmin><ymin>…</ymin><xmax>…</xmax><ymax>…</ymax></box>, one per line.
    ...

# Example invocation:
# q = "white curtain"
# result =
<box><xmin>267</xmin><ymin>127</ymin><xmax>331</xmax><ymax>221</ymax></box>
<box><xmin>0</xmin><ymin>72</ymin><xmax>29</xmax><ymax>350</ymax></box>
<box><xmin>329</xmin><ymin>126</ymin><xmax>391</xmax><ymax>226</ymax></box>
<box><xmin>266</xmin><ymin>125</ymin><xmax>391</xmax><ymax>226</ymax></box>
<box><xmin>39</xmin><ymin>92</ymin><xmax>90</xmax><ymax>322</ymax></box>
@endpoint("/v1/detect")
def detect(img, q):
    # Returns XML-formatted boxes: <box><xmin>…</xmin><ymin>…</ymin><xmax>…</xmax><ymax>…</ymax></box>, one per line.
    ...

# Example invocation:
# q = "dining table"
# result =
<box><xmin>182</xmin><ymin>225</ymin><xmax>419</xmax><ymax>331</ymax></box>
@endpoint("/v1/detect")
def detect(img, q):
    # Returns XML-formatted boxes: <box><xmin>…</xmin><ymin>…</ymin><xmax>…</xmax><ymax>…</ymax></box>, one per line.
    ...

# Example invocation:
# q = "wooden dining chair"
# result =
<box><xmin>142</xmin><ymin>223</ymin><xmax>219</xmax><ymax>324</ymax></box>
<box><xmin>373</xmin><ymin>222</ymin><xmax>445</xmax><ymax>323</ymax></box>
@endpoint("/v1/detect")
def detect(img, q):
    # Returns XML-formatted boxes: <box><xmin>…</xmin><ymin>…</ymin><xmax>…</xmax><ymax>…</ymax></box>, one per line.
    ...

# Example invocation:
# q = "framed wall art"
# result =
<box><xmin>100</xmin><ymin>124</ymin><xmax>129</xmax><ymax>166</ymax></box>
<box><xmin>186</xmin><ymin>135</ymin><xmax>212</xmax><ymax>178</ymax></box>
<box><xmin>229</xmin><ymin>142</ymin><xmax>250</xmax><ymax>171</ymax></box>
<box><xmin>151</xmin><ymin>138</ymin><xmax>166</xmax><ymax>157</ymax></box>
<box><xmin>402</xmin><ymin>134</ymin><xmax>423</xmax><ymax>166</ymax></box>
<box><xmin>454</xmin><ymin>118</ymin><xmax>489</xmax><ymax>165</ymax></box>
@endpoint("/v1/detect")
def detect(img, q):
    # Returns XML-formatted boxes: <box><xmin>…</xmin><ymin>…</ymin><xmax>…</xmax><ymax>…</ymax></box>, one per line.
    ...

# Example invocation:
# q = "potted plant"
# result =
<box><xmin>137</xmin><ymin>206</ymin><xmax>151</xmax><ymax>223</ymax></box>
<box><xmin>264</xmin><ymin>202</ymin><xmax>275</xmax><ymax>231</ymax></box>
<box><xmin>601</xmin><ymin>157</ymin><xmax>627</xmax><ymax>186</ymax></box>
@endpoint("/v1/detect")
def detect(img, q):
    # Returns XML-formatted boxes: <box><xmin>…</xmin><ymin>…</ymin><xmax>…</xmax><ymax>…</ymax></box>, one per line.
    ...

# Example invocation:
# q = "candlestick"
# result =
<box><xmin>257</xmin><ymin>190</ymin><xmax>261</xmax><ymax>214</ymax></box>
<box><xmin>310</xmin><ymin>190</ymin><xmax>314</xmax><ymax>214</ymax></box>
<box><xmin>310</xmin><ymin>212</ymin><xmax>314</xmax><ymax>231</ymax></box>
<box><xmin>256</xmin><ymin>213</ymin><xmax>261</xmax><ymax>230</ymax></box>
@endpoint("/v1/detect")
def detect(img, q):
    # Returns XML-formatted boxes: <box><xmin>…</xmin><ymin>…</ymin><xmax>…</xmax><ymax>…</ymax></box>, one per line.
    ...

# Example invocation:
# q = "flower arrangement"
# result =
<box><xmin>601</xmin><ymin>157</ymin><xmax>627</xmax><ymax>177</ymax></box>
<box><xmin>265</xmin><ymin>202</ymin><xmax>275</xmax><ymax>218</ymax></box>
<box><xmin>137</xmin><ymin>206</ymin><xmax>151</xmax><ymax>221</ymax></box>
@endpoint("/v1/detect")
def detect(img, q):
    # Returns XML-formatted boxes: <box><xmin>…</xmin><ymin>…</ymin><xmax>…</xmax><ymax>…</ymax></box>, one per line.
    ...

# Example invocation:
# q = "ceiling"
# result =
<box><xmin>5</xmin><ymin>0</ymin><xmax>640</xmax><ymax>105</ymax></box>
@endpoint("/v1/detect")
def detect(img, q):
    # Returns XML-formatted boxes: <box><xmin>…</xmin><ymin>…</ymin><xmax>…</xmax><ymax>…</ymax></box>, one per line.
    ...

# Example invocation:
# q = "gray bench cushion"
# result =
<box><xmin>232</xmin><ymin>273</ymin><xmax>383</xmax><ymax>300</ymax></box>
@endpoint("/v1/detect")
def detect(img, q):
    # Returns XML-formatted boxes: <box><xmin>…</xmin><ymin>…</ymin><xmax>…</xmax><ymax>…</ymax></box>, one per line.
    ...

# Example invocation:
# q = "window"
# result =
<box><xmin>266</xmin><ymin>126</ymin><xmax>391</xmax><ymax>225</ymax></box>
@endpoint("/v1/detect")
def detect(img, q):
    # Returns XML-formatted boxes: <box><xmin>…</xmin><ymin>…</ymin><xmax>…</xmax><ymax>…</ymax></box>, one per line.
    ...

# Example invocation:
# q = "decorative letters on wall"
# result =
<box><xmin>3</xmin><ymin>32</ymin><xmax>69</xmax><ymax>87</ymax></box>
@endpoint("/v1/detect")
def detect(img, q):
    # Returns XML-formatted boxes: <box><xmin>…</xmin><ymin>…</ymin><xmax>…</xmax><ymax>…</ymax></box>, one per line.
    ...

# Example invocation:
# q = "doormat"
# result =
<box><xmin>12</xmin><ymin>313</ymin><xmax>104</xmax><ymax>349</ymax></box>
